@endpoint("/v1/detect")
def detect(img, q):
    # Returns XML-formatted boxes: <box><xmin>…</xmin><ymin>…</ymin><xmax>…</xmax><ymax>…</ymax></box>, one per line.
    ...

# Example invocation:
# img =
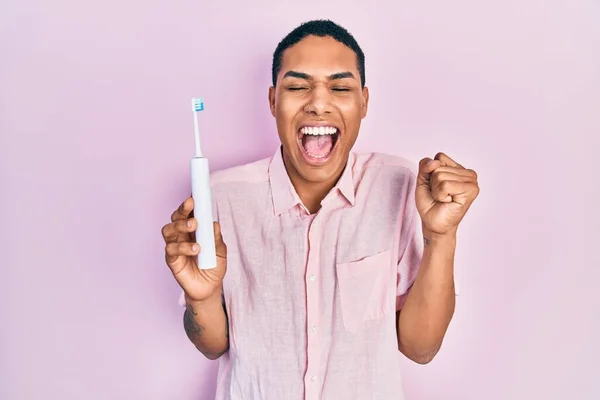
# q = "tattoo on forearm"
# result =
<box><xmin>184</xmin><ymin>304</ymin><xmax>204</xmax><ymax>337</ymax></box>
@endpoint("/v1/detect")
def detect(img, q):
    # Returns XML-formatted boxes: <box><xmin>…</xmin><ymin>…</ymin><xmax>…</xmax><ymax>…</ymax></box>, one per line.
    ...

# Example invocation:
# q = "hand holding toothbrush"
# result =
<box><xmin>162</xmin><ymin>96</ymin><xmax>224</xmax><ymax>301</ymax></box>
<box><xmin>161</xmin><ymin>196</ymin><xmax>227</xmax><ymax>303</ymax></box>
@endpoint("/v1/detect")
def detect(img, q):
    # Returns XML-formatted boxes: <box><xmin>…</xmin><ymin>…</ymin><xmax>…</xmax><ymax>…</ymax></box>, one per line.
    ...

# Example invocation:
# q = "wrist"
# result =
<box><xmin>185</xmin><ymin>288</ymin><xmax>223</xmax><ymax>309</ymax></box>
<box><xmin>420</xmin><ymin>226</ymin><xmax>457</xmax><ymax>273</ymax></box>
<box><xmin>422</xmin><ymin>226</ymin><xmax>457</xmax><ymax>248</ymax></box>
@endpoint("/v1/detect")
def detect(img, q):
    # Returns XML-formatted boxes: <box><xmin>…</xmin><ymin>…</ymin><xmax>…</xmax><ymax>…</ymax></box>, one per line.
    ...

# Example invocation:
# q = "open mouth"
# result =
<box><xmin>297</xmin><ymin>126</ymin><xmax>340</xmax><ymax>161</ymax></box>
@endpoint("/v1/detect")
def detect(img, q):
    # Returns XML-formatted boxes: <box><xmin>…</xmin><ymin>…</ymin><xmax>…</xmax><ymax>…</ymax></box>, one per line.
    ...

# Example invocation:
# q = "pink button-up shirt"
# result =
<box><xmin>180</xmin><ymin>146</ymin><xmax>424</xmax><ymax>400</ymax></box>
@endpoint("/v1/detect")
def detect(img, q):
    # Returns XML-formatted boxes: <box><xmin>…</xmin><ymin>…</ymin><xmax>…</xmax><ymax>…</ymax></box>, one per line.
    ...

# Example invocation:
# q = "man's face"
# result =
<box><xmin>269</xmin><ymin>35</ymin><xmax>369</xmax><ymax>185</ymax></box>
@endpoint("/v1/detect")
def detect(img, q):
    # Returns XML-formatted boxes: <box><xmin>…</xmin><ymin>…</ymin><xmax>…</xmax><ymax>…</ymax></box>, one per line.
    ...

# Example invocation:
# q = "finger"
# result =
<box><xmin>417</xmin><ymin>157</ymin><xmax>442</xmax><ymax>183</ymax></box>
<box><xmin>165</xmin><ymin>241</ymin><xmax>199</xmax><ymax>266</ymax></box>
<box><xmin>161</xmin><ymin>222</ymin><xmax>179</xmax><ymax>243</ymax></box>
<box><xmin>431</xmin><ymin>181</ymin><xmax>477</xmax><ymax>204</ymax></box>
<box><xmin>214</xmin><ymin>221</ymin><xmax>227</xmax><ymax>259</ymax></box>
<box><xmin>430</xmin><ymin>166</ymin><xmax>477</xmax><ymax>179</ymax></box>
<box><xmin>430</xmin><ymin>172</ymin><xmax>466</xmax><ymax>196</ymax></box>
<box><xmin>161</xmin><ymin>218</ymin><xmax>197</xmax><ymax>243</ymax></box>
<box><xmin>430</xmin><ymin>171</ymin><xmax>478</xmax><ymax>190</ymax></box>
<box><xmin>434</xmin><ymin>152</ymin><xmax>463</xmax><ymax>169</ymax></box>
<box><xmin>171</xmin><ymin>196</ymin><xmax>195</xmax><ymax>222</ymax></box>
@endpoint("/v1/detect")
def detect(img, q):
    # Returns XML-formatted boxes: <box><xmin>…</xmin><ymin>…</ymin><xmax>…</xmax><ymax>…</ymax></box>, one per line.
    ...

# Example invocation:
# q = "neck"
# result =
<box><xmin>296</xmin><ymin>180</ymin><xmax>335</xmax><ymax>214</ymax></box>
<box><xmin>282</xmin><ymin>152</ymin><xmax>344</xmax><ymax>214</ymax></box>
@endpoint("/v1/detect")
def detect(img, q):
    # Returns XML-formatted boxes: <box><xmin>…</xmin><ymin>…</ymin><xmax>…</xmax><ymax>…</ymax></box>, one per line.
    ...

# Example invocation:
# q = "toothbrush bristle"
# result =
<box><xmin>192</xmin><ymin>97</ymin><xmax>204</xmax><ymax>112</ymax></box>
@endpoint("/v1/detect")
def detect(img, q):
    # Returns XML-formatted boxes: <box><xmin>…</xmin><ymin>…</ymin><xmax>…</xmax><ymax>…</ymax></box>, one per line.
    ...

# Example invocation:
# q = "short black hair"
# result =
<box><xmin>271</xmin><ymin>19</ymin><xmax>366</xmax><ymax>88</ymax></box>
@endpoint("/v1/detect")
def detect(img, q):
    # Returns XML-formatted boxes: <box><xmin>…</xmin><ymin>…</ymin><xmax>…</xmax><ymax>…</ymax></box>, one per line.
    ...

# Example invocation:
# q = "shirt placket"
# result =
<box><xmin>304</xmin><ymin>213</ymin><xmax>322</xmax><ymax>400</ymax></box>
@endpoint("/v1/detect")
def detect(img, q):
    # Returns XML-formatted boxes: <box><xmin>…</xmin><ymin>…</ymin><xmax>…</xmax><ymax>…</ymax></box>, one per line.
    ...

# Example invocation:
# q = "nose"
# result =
<box><xmin>303</xmin><ymin>84</ymin><xmax>332</xmax><ymax>116</ymax></box>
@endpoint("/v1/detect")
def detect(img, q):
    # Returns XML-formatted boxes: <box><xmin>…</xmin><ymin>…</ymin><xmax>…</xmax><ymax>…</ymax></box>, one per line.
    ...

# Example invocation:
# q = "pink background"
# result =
<box><xmin>1</xmin><ymin>0</ymin><xmax>599</xmax><ymax>399</ymax></box>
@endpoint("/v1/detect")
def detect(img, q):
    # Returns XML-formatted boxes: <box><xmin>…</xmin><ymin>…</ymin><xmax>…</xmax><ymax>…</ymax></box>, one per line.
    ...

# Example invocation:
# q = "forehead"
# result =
<box><xmin>280</xmin><ymin>35</ymin><xmax>358</xmax><ymax>75</ymax></box>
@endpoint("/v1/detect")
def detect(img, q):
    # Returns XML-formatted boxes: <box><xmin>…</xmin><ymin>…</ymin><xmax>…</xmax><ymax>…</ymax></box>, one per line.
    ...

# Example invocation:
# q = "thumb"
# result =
<box><xmin>213</xmin><ymin>221</ymin><xmax>227</xmax><ymax>259</ymax></box>
<box><xmin>417</xmin><ymin>157</ymin><xmax>440</xmax><ymax>185</ymax></box>
<box><xmin>415</xmin><ymin>157</ymin><xmax>440</xmax><ymax>212</ymax></box>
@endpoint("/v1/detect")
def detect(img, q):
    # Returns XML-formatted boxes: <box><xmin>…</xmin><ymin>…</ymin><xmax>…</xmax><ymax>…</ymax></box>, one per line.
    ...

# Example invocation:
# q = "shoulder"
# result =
<box><xmin>353</xmin><ymin>152</ymin><xmax>419</xmax><ymax>181</ymax></box>
<box><xmin>209</xmin><ymin>156</ymin><xmax>271</xmax><ymax>189</ymax></box>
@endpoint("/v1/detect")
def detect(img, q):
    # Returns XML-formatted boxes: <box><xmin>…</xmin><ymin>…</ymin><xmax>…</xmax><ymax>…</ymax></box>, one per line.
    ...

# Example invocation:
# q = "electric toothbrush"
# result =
<box><xmin>190</xmin><ymin>97</ymin><xmax>217</xmax><ymax>270</ymax></box>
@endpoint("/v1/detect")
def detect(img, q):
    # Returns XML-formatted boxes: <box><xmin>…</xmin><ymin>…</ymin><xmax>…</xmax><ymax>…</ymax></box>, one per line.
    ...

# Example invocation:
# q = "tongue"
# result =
<box><xmin>303</xmin><ymin>135</ymin><xmax>333</xmax><ymax>157</ymax></box>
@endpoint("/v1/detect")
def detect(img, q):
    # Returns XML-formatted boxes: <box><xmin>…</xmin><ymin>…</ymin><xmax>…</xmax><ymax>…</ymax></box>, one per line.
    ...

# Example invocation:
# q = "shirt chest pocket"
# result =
<box><xmin>335</xmin><ymin>250</ymin><xmax>395</xmax><ymax>333</ymax></box>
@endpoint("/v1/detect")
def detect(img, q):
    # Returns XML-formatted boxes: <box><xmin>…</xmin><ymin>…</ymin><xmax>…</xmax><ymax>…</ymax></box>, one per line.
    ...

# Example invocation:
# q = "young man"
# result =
<box><xmin>161</xmin><ymin>19</ymin><xmax>479</xmax><ymax>400</ymax></box>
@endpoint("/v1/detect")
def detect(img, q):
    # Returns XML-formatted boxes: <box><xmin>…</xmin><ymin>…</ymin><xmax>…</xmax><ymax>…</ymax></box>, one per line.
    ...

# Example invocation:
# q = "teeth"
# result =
<box><xmin>300</xmin><ymin>126</ymin><xmax>338</xmax><ymax>135</ymax></box>
<box><xmin>307</xmin><ymin>153</ymin><xmax>328</xmax><ymax>159</ymax></box>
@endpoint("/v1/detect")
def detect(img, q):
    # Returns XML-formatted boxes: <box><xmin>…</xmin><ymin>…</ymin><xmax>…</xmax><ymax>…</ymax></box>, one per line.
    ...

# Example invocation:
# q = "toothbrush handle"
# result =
<box><xmin>190</xmin><ymin>157</ymin><xmax>217</xmax><ymax>270</ymax></box>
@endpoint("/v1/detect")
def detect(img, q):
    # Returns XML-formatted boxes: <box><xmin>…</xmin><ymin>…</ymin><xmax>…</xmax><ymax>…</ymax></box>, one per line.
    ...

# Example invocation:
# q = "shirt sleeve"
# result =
<box><xmin>395</xmin><ymin>172</ymin><xmax>424</xmax><ymax>311</ymax></box>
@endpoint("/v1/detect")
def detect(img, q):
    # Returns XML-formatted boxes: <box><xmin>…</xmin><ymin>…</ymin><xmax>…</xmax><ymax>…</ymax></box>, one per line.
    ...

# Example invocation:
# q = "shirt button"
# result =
<box><xmin>310</xmin><ymin>274</ymin><xmax>316</xmax><ymax>282</ymax></box>
<box><xmin>311</xmin><ymin>375</ymin><xmax>316</xmax><ymax>382</ymax></box>
<box><xmin>311</xmin><ymin>325</ymin><xmax>316</xmax><ymax>332</ymax></box>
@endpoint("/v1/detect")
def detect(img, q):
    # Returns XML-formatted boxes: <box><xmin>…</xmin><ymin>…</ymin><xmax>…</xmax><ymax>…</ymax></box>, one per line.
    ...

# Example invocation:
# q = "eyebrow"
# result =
<box><xmin>282</xmin><ymin>70</ymin><xmax>356</xmax><ymax>81</ymax></box>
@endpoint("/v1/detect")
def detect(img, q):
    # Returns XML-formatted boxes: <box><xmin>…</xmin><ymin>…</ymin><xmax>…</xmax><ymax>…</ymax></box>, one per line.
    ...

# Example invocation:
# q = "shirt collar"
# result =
<box><xmin>268</xmin><ymin>146</ymin><xmax>356</xmax><ymax>216</ymax></box>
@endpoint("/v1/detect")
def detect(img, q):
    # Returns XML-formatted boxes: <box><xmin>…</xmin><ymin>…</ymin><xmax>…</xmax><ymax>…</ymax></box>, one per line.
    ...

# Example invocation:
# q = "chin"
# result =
<box><xmin>300</xmin><ymin>165</ymin><xmax>340</xmax><ymax>183</ymax></box>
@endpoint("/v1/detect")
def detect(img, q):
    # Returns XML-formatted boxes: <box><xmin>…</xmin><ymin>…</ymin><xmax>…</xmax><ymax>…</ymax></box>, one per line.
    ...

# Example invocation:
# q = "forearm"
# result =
<box><xmin>183</xmin><ymin>290</ymin><xmax>229</xmax><ymax>360</ymax></box>
<box><xmin>397</xmin><ymin>227</ymin><xmax>456</xmax><ymax>364</ymax></box>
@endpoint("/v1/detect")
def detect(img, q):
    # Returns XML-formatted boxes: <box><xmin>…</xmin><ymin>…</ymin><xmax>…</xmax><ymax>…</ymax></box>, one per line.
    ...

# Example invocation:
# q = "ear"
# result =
<box><xmin>268</xmin><ymin>86</ymin><xmax>276</xmax><ymax>117</ymax></box>
<box><xmin>361</xmin><ymin>86</ymin><xmax>369</xmax><ymax>119</ymax></box>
